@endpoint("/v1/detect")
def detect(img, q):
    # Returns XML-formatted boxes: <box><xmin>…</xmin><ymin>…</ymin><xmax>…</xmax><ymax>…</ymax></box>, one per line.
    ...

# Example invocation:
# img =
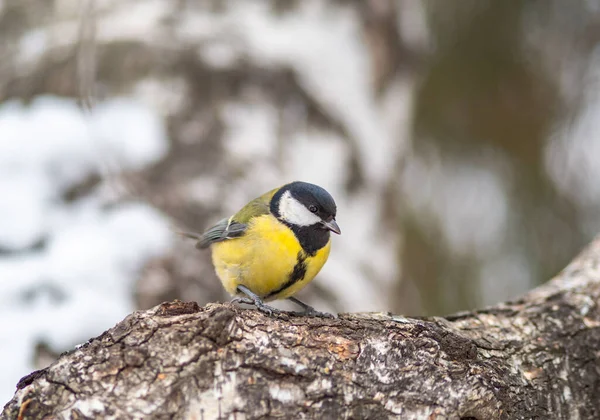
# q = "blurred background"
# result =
<box><xmin>2</xmin><ymin>0</ymin><xmax>600</xmax><ymax>403</ymax></box>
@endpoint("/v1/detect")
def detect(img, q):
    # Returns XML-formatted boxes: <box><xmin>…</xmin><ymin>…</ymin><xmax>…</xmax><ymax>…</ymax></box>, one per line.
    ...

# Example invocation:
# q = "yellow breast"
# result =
<box><xmin>210</xmin><ymin>214</ymin><xmax>331</xmax><ymax>301</ymax></box>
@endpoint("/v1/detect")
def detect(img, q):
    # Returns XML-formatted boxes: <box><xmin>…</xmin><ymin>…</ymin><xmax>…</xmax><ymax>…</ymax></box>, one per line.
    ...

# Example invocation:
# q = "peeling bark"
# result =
<box><xmin>4</xmin><ymin>239</ymin><xmax>600</xmax><ymax>419</ymax></box>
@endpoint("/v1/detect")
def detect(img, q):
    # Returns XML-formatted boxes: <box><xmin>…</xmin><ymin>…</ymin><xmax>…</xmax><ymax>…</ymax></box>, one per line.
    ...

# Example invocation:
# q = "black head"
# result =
<box><xmin>270</xmin><ymin>181</ymin><xmax>341</xmax><ymax>235</ymax></box>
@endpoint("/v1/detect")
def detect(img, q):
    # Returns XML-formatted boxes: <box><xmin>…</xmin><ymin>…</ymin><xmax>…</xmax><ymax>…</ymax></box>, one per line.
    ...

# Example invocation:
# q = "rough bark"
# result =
<box><xmin>3</xmin><ymin>238</ymin><xmax>600</xmax><ymax>420</ymax></box>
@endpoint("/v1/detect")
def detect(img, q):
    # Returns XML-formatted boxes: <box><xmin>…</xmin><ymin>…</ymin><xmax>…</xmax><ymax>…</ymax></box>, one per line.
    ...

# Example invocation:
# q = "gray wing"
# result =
<box><xmin>178</xmin><ymin>218</ymin><xmax>247</xmax><ymax>249</ymax></box>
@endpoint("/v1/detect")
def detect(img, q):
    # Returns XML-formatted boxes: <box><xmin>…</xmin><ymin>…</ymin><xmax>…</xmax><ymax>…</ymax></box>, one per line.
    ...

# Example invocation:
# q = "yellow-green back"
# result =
<box><xmin>231</xmin><ymin>187</ymin><xmax>279</xmax><ymax>224</ymax></box>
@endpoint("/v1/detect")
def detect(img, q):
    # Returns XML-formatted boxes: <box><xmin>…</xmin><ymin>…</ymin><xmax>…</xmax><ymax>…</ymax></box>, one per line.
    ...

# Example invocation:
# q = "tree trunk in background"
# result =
<box><xmin>4</xmin><ymin>238</ymin><xmax>600</xmax><ymax>419</ymax></box>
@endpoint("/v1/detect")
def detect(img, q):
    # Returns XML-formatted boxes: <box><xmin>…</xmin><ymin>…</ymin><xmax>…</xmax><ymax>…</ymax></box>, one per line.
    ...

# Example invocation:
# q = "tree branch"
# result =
<box><xmin>4</xmin><ymin>239</ymin><xmax>600</xmax><ymax>419</ymax></box>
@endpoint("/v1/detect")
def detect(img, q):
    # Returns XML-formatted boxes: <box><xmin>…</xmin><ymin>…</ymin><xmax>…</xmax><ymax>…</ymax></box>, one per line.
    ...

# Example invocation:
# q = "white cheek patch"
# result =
<box><xmin>278</xmin><ymin>190</ymin><xmax>322</xmax><ymax>226</ymax></box>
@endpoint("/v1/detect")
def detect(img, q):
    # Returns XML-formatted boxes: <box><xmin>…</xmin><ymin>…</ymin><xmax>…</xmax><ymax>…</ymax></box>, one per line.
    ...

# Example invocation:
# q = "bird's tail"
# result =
<box><xmin>173</xmin><ymin>230</ymin><xmax>203</xmax><ymax>241</ymax></box>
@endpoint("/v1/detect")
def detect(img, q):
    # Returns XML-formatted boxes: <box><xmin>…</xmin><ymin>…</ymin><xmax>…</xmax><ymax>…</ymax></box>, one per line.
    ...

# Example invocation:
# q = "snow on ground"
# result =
<box><xmin>0</xmin><ymin>96</ymin><xmax>172</xmax><ymax>404</ymax></box>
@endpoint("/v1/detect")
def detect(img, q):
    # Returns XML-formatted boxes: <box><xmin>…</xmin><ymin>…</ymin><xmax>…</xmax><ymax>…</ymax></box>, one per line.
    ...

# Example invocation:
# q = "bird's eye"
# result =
<box><xmin>309</xmin><ymin>205</ymin><xmax>318</xmax><ymax>213</ymax></box>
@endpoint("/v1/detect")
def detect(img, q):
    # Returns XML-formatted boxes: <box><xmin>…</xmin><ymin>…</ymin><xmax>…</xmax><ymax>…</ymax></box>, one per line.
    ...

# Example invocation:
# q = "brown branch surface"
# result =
<box><xmin>3</xmin><ymin>239</ymin><xmax>600</xmax><ymax>419</ymax></box>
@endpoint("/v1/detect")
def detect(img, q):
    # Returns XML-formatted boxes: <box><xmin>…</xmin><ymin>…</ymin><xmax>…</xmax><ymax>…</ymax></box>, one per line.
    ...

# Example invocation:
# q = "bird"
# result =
<box><xmin>180</xmin><ymin>181</ymin><xmax>341</xmax><ymax>317</ymax></box>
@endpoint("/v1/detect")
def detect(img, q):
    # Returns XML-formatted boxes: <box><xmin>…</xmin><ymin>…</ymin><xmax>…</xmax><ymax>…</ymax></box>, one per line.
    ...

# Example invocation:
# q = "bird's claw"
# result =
<box><xmin>255</xmin><ymin>302</ymin><xmax>281</xmax><ymax>316</ymax></box>
<box><xmin>315</xmin><ymin>311</ymin><xmax>335</xmax><ymax>319</ymax></box>
<box><xmin>231</xmin><ymin>296</ymin><xmax>280</xmax><ymax>316</ymax></box>
<box><xmin>231</xmin><ymin>296</ymin><xmax>253</xmax><ymax>305</ymax></box>
<box><xmin>291</xmin><ymin>306</ymin><xmax>335</xmax><ymax>318</ymax></box>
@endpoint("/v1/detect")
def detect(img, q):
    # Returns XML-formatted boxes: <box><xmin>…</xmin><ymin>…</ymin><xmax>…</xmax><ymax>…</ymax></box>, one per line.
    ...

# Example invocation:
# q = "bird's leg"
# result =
<box><xmin>287</xmin><ymin>296</ymin><xmax>334</xmax><ymax>318</ymax></box>
<box><xmin>232</xmin><ymin>285</ymin><xmax>281</xmax><ymax>316</ymax></box>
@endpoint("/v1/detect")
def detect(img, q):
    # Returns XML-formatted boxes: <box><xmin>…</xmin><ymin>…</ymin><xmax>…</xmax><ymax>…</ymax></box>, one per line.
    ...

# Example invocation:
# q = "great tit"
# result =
<box><xmin>182</xmin><ymin>181</ymin><xmax>341</xmax><ymax>317</ymax></box>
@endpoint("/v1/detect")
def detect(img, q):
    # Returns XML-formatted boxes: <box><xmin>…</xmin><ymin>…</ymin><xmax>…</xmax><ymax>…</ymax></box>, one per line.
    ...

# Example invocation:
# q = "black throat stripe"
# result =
<box><xmin>265</xmin><ymin>251</ymin><xmax>307</xmax><ymax>299</ymax></box>
<box><xmin>287</xmin><ymin>224</ymin><xmax>329</xmax><ymax>256</ymax></box>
